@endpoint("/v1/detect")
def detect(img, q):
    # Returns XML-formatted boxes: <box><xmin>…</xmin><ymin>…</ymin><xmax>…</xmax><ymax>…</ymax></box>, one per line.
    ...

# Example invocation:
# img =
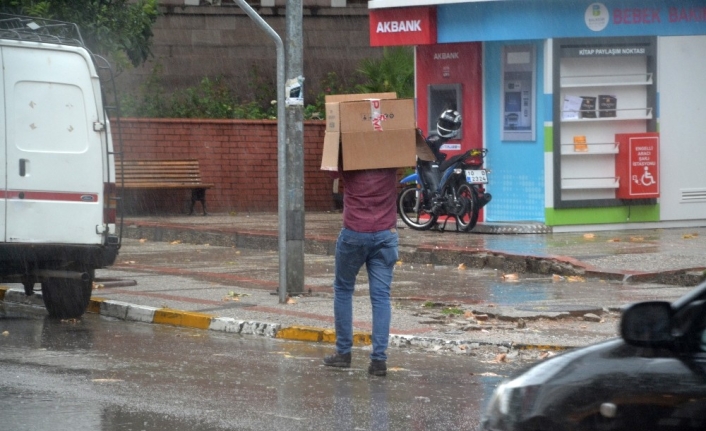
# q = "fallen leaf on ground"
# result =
<box><xmin>139</xmin><ymin>238</ymin><xmax>147</xmax><ymax>243</ymax></box>
<box><xmin>93</xmin><ymin>283</ymin><xmax>104</xmax><ymax>290</ymax></box>
<box><xmin>552</xmin><ymin>274</ymin><xmax>565</xmax><ymax>282</ymax></box>
<box><xmin>223</xmin><ymin>291</ymin><xmax>250</xmax><ymax>301</ymax></box>
<box><xmin>539</xmin><ymin>351</ymin><xmax>556</xmax><ymax>360</ymax></box>
<box><xmin>501</xmin><ymin>273</ymin><xmax>519</xmax><ymax>281</ymax></box>
<box><xmin>630</xmin><ymin>236</ymin><xmax>644</xmax><ymax>242</ymax></box>
<box><xmin>583</xmin><ymin>233</ymin><xmax>595</xmax><ymax>239</ymax></box>
<box><xmin>123</xmin><ymin>261</ymin><xmax>136</xmax><ymax>265</ymax></box>
<box><xmin>607</xmin><ymin>238</ymin><xmax>621</xmax><ymax>242</ymax></box>
<box><xmin>286</xmin><ymin>296</ymin><xmax>297</xmax><ymax>304</ymax></box>
<box><xmin>1</xmin><ymin>331</ymin><xmax>8</xmax><ymax>336</ymax></box>
<box><xmin>396</xmin><ymin>260</ymin><xmax>403</xmax><ymax>266</ymax></box>
<box><xmin>388</xmin><ymin>366</ymin><xmax>406</xmax><ymax>372</ymax></box>
<box><xmin>170</xmin><ymin>240</ymin><xmax>182</xmax><ymax>245</ymax></box>
<box><xmin>458</xmin><ymin>263</ymin><xmax>467</xmax><ymax>270</ymax></box>
<box><xmin>464</xmin><ymin>310</ymin><xmax>474</xmax><ymax>319</ymax></box>
<box><xmin>566</xmin><ymin>276</ymin><xmax>586</xmax><ymax>282</ymax></box>
<box><xmin>495</xmin><ymin>353</ymin><xmax>508</xmax><ymax>363</ymax></box>
<box><xmin>683</xmin><ymin>233</ymin><xmax>699</xmax><ymax>239</ymax></box>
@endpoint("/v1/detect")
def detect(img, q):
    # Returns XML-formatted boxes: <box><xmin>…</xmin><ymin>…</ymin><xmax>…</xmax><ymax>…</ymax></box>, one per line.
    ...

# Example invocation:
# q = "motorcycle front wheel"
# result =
<box><xmin>397</xmin><ymin>185</ymin><xmax>437</xmax><ymax>231</ymax></box>
<box><xmin>455</xmin><ymin>183</ymin><xmax>480</xmax><ymax>232</ymax></box>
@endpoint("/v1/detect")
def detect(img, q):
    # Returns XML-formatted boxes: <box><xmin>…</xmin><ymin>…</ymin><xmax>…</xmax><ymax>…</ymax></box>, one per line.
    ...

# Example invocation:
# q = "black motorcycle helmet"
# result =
<box><xmin>437</xmin><ymin>109</ymin><xmax>462</xmax><ymax>139</ymax></box>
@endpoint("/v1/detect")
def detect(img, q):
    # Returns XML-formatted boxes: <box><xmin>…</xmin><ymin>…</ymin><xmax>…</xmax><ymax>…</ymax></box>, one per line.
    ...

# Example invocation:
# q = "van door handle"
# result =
<box><xmin>19</xmin><ymin>159</ymin><xmax>27</xmax><ymax>177</ymax></box>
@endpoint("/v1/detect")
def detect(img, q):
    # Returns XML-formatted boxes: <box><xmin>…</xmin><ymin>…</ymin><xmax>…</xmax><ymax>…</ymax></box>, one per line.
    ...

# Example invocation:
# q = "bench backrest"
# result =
<box><xmin>116</xmin><ymin>159</ymin><xmax>208</xmax><ymax>187</ymax></box>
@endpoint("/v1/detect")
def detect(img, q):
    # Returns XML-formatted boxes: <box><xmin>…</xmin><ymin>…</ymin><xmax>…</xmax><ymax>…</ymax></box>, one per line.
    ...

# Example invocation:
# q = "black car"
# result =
<box><xmin>480</xmin><ymin>281</ymin><xmax>706</xmax><ymax>431</ymax></box>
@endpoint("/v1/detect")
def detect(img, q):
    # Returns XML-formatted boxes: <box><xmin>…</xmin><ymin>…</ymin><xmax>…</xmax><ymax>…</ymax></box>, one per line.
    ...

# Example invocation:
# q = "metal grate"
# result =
<box><xmin>0</xmin><ymin>14</ymin><xmax>84</xmax><ymax>47</ymax></box>
<box><xmin>681</xmin><ymin>189</ymin><xmax>706</xmax><ymax>203</ymax></box>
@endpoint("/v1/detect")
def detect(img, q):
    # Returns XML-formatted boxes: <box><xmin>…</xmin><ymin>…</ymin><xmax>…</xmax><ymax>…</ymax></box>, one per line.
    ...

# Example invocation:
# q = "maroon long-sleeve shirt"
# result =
<box><xmin>337</xmin><ymin>168</ymin><xmax>398</xmax><ymax>232</ymax></box>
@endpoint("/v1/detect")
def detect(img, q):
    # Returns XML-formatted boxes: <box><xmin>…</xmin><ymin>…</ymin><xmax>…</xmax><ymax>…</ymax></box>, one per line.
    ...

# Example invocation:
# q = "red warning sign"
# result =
<box><xmin>616</xmin><ymin>133</ymin><xmax>659</xmax><ymax>199</ymax></box>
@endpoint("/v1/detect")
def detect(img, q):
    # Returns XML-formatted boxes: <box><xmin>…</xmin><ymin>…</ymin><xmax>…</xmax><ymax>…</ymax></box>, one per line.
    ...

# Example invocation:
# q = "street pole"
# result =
<box><xmin>284</xmin><ymin>0</ymin><xmax>305</xmax><ymax>296</ymax></box>
<box><xmin>232</xmin><ymin>0</ymin><xmax>290</xmax><ymax>303</ymax></box>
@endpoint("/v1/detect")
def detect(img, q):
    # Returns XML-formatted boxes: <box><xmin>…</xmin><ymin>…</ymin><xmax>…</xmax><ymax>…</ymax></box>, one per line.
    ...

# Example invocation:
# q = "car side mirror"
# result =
<box><xmin>621</xmin><ymin>301</ymin><xmax>674</xmax><ymax>347</ymax></box>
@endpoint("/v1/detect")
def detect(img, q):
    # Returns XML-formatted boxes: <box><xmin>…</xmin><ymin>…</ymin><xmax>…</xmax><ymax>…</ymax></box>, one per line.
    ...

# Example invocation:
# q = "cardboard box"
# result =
<box><xmin>321</xmin><ymin>93</ymin><xmax>417</xmax><ymax>171</ymax></box>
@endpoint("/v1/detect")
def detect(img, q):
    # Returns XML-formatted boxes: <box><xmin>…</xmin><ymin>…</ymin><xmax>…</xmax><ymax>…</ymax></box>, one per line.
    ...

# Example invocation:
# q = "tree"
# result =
<box><xmin>355</xmin><ymin>46</ymin><xmax>414</xmax><ymax>98</ymax></box>
<box><xmin>0</xmin><ymin>0</ymin><xmax>158</xmax><ymax>69</ymax></box>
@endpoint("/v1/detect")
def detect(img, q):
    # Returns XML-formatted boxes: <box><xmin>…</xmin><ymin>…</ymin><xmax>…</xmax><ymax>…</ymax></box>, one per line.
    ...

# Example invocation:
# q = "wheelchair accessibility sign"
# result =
<box><xmin>616</xmin><ymin>133</ymin><xmax>660</xmax><ymax>199</ymax></box>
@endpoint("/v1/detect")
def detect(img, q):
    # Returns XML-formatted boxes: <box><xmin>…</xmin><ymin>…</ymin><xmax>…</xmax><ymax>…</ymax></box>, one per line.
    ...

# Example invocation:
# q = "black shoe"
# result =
<box><xmin>323</xmin><ymin>352</ymin><xmax>351</xmax><ymax>368</ymax></box>
<box><xmin>368</xmin><ymin>360</ymin><xmax>387</xmax><ymax>376</ymax></box>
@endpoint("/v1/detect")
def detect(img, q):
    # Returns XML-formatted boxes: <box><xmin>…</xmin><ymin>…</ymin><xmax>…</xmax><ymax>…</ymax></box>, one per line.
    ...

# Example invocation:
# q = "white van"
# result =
<box><xmin>0</xmin><ymin>15</ymin><xmax>121</xmax><ymax>319</ymax></box>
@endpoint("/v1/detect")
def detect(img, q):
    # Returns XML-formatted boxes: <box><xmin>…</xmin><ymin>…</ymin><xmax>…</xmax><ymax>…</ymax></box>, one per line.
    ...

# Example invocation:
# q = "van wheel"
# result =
<box><xmin>41</xmin><ymin>273</ymin><xmax>93</xmax><ymax>320</ymax></box>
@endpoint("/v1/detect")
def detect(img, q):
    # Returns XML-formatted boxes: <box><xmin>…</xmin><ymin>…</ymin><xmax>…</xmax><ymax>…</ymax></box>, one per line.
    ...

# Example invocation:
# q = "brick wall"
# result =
<box><xmin>116</xmin><ymin>118</ymin><xmax>335</xmax><ymax>214</ymax></box>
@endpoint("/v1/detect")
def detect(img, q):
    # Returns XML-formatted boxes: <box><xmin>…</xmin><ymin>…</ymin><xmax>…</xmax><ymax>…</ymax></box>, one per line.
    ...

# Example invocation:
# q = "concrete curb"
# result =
<box><xmin>0</xmin><ymin>286</ymin><xmax>571</xmax><ymax>353</ymax></box>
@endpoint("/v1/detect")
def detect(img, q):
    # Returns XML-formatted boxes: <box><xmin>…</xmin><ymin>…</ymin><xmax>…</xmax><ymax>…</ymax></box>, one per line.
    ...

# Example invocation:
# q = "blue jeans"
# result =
<box><xmin>333</xmin><ymin>227</ymin><xmax>398</xmax><ymax>361</ymax></box>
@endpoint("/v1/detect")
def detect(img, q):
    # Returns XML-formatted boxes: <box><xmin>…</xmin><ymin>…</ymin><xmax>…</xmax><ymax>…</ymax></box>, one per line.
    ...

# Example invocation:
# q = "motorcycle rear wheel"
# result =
<box><xmin>398</xmin><ymin>185</ymin><xmax>437</xmax><ymax>231</ymax></box>
<box><xmin>456</xmin><ymin>183</ymin><xmax>480</xmax><ymax>232</ymax></box>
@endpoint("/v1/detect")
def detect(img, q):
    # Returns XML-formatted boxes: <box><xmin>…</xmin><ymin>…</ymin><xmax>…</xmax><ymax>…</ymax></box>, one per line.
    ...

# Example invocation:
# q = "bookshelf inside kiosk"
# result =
<box><xmin>552</xmin><ymin>37</ymin><xmax>657</xmax><ymax>209</ymax></box>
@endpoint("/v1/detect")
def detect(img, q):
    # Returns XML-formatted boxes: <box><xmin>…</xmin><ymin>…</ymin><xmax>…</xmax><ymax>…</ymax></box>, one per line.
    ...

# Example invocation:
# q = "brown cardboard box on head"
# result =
<box><xmin>320</xmin><ymin>93</ymin><xmax>418</xmax><ymax>171</ymax></box>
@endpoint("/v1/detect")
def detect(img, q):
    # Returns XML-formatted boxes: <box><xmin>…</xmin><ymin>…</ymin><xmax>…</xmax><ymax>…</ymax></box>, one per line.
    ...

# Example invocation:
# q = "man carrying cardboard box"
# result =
<box><xmin>322</xmin><ymin>166</ymin><xmax>398</xmax><ymax>377</ymax></box>
<box><xmin>322</xmin><ymin>94</ymin><xmax>414</xmax><ymax>377</ymax></box>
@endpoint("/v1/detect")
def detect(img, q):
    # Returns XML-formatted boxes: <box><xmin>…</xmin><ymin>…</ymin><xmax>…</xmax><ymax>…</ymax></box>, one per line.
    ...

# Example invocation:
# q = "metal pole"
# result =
<box><xmin>233</xmin><ymin>0</ymin><xmax>289</xmax><ymax>303</ymax></box>
<box><xmin>285</xmin><ymin>0</ymin><xmax>305</xmax><ymax>295</ymax></box>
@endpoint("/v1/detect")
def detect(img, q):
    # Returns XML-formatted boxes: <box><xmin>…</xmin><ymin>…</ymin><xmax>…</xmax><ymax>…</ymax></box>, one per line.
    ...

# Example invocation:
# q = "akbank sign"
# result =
<box><xmin>369</xmin><ymin>7</ymin><xmax>437</xmax><ymax>46</ymax></box>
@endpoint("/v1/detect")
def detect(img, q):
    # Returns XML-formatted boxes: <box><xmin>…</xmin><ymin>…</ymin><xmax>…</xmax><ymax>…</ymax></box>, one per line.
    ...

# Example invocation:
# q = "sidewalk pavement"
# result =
<box><xmin>121</xmin><ymin>212</ymin><xmax>706</xmax><ymax>285</ymax></box>
<box><xmin>3</xmin><ymin>212</ymin><xmax>705</xmax><ymax>358</ymax></box>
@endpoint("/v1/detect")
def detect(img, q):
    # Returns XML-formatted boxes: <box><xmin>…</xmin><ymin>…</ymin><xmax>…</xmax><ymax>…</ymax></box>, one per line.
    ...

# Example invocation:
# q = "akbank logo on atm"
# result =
<box><xmin>585</xmin><ymin>3</ymin><xmax>609</xmax><ymax>31</ymax></box>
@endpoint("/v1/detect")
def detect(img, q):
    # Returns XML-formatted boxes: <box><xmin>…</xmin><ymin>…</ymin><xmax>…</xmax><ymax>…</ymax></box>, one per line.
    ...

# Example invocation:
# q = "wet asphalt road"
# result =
<box><xmin>0</xmin><ymin>303</ymin><xmax>527</xmax><ymax>431</ymax></box>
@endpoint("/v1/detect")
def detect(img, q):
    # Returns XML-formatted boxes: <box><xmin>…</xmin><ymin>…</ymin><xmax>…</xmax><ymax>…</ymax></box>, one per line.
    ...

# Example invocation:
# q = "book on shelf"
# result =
<box><xmin>573</xmin><ymin>135</ymin><xmax>588</xmax><ymax>152</ymax></box>
<box><xmin>562</xmin><ymin>95</ymin><xmax>582</xmax><ymax>120</ymax></box>
<box><xmin>580</xmin><ymin>96</ymin><xmax>596</xmax><ymax>118</ymax></box>
<box><xmin>598</xmin><ymin>95</ymin><xmax>617</xmax><ymax>118</ymax></box>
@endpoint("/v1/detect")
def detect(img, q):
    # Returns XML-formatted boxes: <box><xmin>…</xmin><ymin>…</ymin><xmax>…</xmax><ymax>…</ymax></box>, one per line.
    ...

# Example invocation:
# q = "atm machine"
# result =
<box><xmin>502</xmin><ymin>45</ymin><xmax>535</xmax><ymax>141</ymax></box>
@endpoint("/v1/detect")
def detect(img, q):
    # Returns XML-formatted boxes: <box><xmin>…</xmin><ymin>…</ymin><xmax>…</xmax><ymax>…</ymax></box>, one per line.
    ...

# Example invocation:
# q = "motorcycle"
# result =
<box><xmin>397</xmin><ymin>134</ymin><xmax>491</xmax><ymax>232</ymax></box>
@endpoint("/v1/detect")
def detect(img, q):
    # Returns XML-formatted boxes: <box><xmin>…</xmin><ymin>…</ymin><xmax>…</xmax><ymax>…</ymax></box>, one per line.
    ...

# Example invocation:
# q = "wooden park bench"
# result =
<box><xmin>116</xmin><ymin>159</ymin><xmax>215</xmax><ymax>215</ymax></box>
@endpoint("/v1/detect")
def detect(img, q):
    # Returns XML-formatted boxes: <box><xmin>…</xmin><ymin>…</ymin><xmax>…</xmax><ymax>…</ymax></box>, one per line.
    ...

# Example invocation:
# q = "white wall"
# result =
<box><xmin>658</xmin><ymin>35</ymin><xmax>706</xmax><ymax>221</ymax></box>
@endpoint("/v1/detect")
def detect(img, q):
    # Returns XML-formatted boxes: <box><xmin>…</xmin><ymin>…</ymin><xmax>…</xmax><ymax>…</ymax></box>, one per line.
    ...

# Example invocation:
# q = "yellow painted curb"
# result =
<box><xmin>275</xmin><ymin>326</ymin><xmax>372</xmax><ymax>346</ymax></box>
<box><xmin>352</xmin><ymin>331</ymin><xmax>371</xmax><ymax>346</ymax></box>
<box><xmin>87</xmin><ymin>298</ymin><xmax>105</xmax><ymax>314</ymax></box>
<box><xmin>275</xmin><ymin>326</ymin><xmax>371</xmax><ymax>345</ymax></box>
<box><xmin>276</xmin><ymin>325</ymin><xmax>329</xmax><ymax>342</ymax></box>
<box><xmin>154</xmin><ymin>308</ymin><xmax>214</xmax><ymax>329</ymax></box>
<box><xmin>321</xmin><ymin>329</ymin><xmax>336</xmax><ymax>343</ymax></box>
<box><xmin>0</xmin><ymin>286</ymin><xmax>8</xmax><ymax>301</ymax></box>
